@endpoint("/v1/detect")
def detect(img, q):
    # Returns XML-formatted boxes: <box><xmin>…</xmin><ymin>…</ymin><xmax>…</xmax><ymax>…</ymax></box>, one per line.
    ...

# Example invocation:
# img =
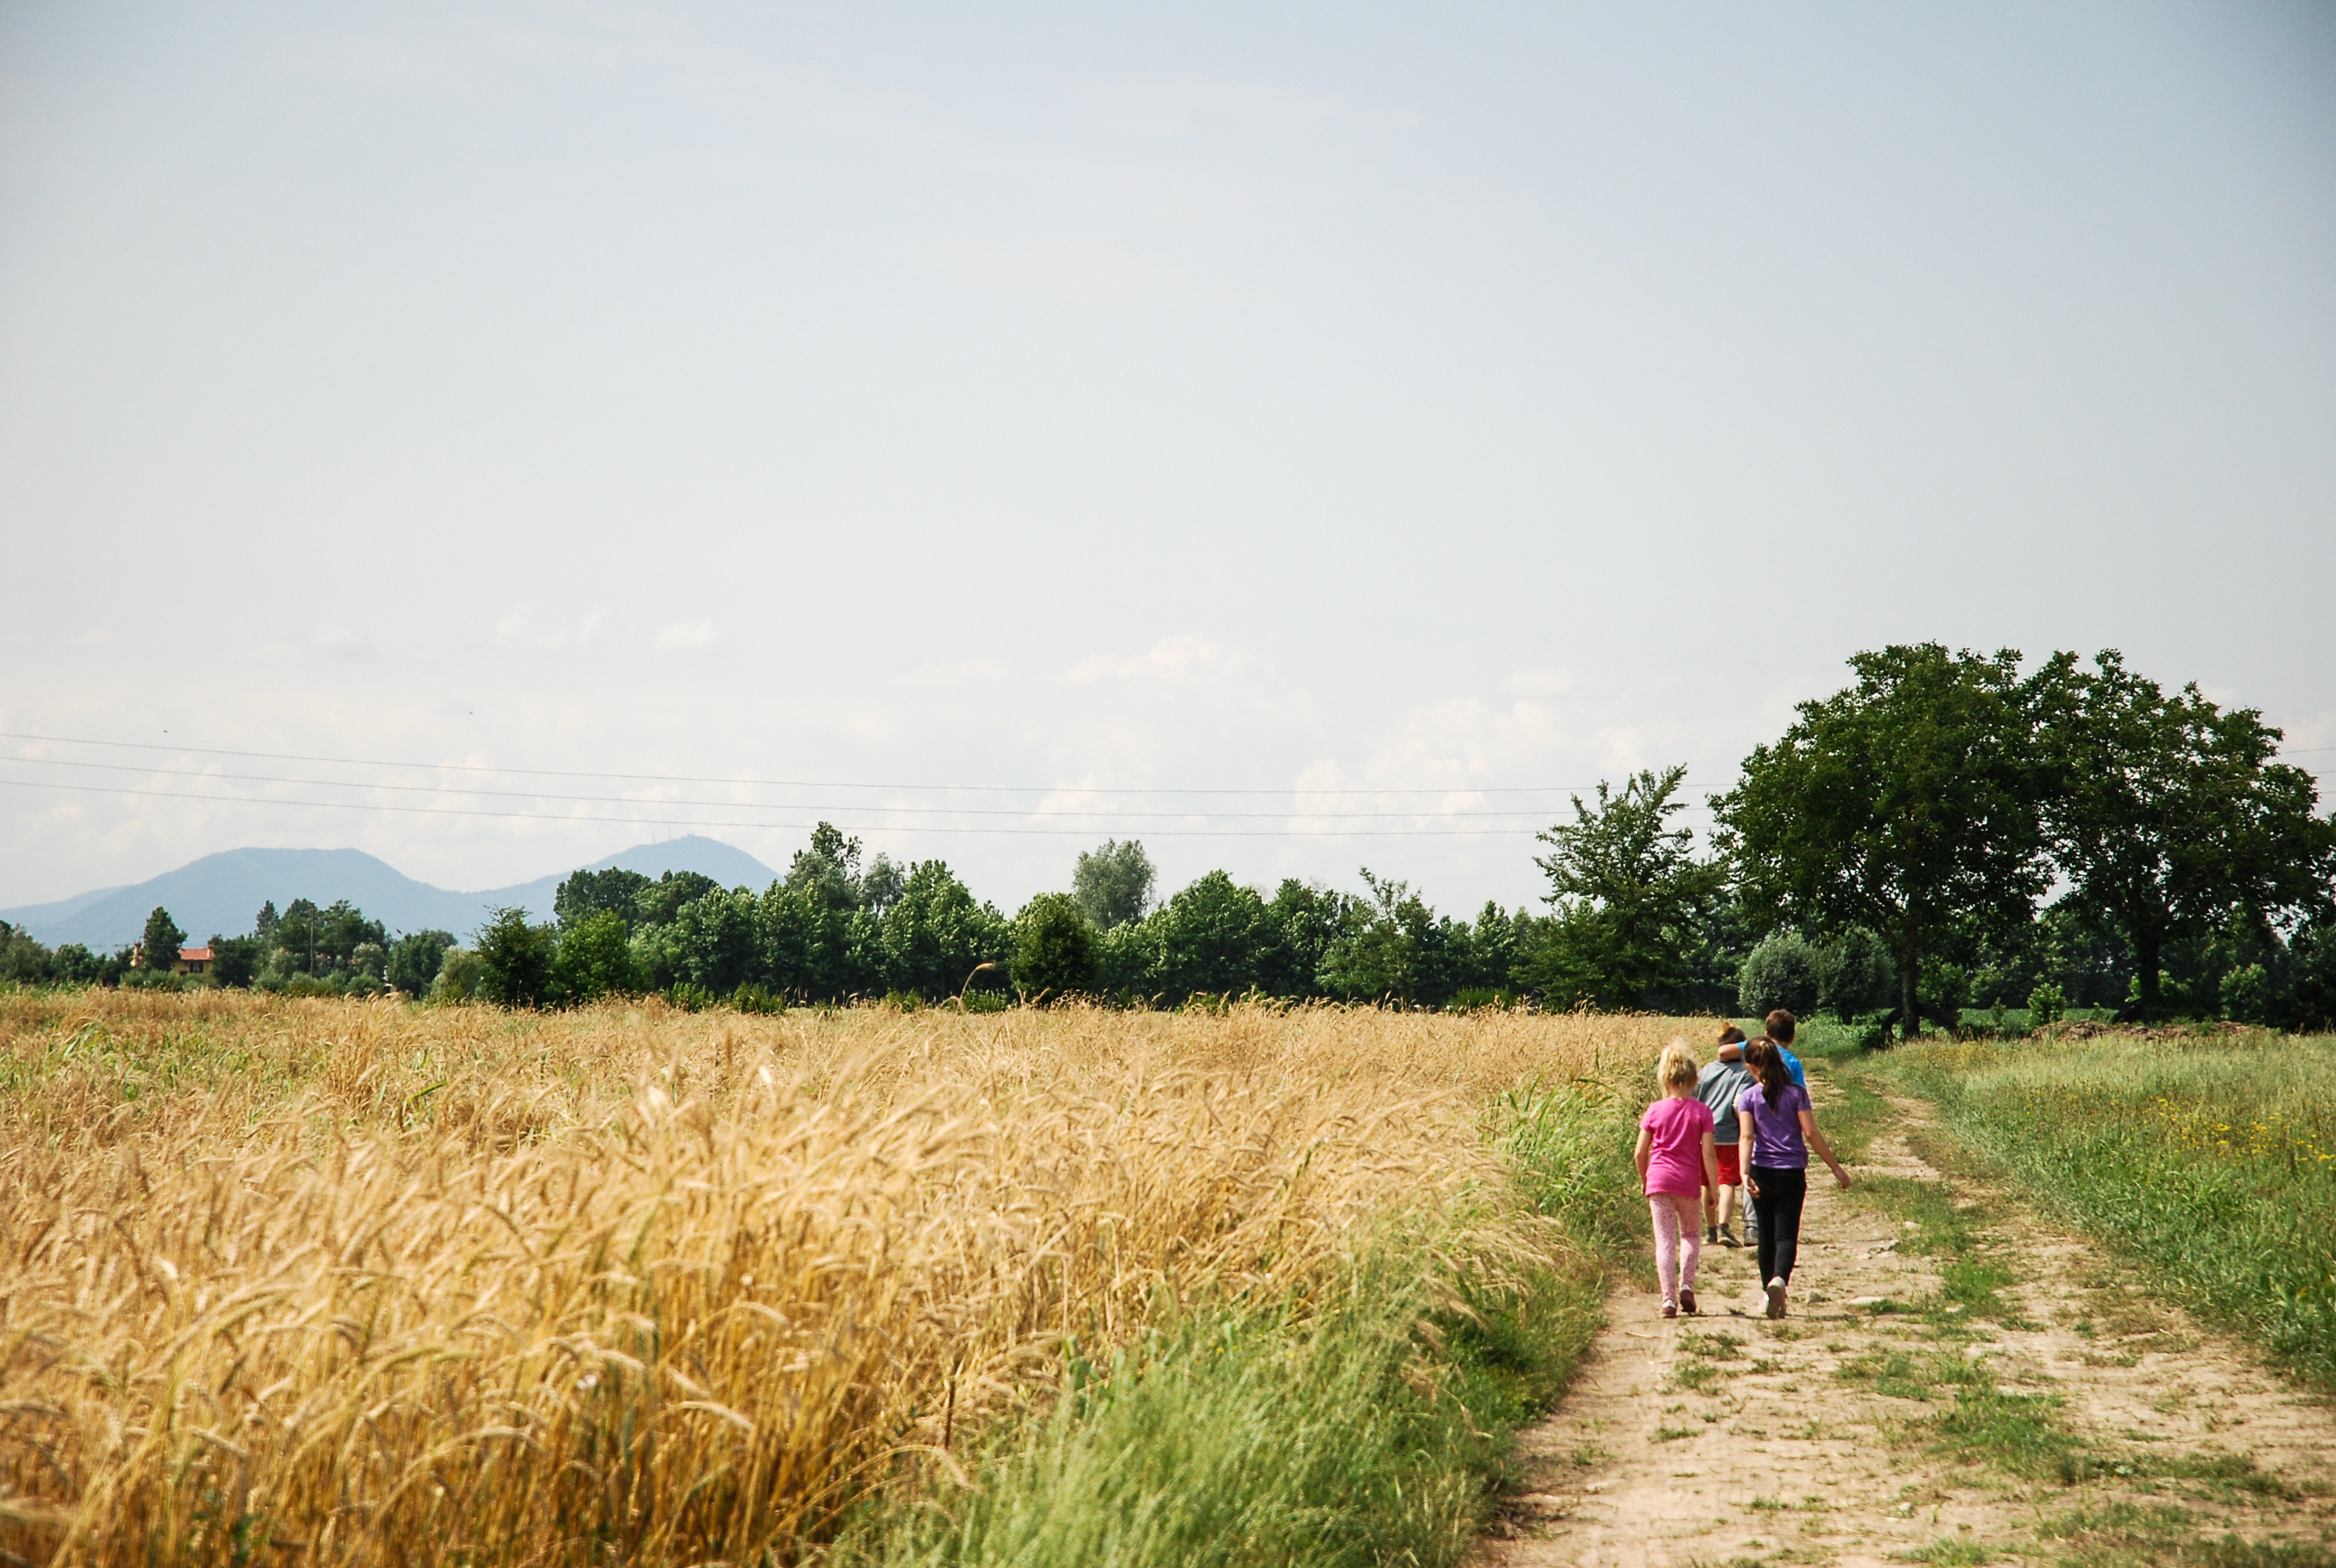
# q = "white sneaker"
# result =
<box><xmin>1766</xmin><ymin>1278</ymin><xmax>1788</xmax><ymax>1319</ymax></box>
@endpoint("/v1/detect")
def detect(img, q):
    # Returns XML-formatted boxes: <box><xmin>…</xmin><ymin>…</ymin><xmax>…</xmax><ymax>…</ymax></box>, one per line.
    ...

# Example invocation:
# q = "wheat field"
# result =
<box><xmin>0</xmin><ymin>991</ymin><xmax>1682</xmax><ymax>1565</ymax></box>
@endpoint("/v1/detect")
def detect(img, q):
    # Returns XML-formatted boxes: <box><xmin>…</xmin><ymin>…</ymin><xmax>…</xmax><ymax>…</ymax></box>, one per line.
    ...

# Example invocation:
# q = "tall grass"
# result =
<box><xmin>0</xmin><ymin>991</ymin><xmax>1671</xmax><ymax>1566</ymax></box>
<box><xmin>1867</xmin><ymin>1030</ymin><xmax>2336</xmax><ymax>1388</ymax></box>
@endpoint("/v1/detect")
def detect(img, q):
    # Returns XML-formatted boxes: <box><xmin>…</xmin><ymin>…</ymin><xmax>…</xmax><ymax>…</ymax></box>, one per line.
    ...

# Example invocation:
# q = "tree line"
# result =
<box><xmin>4</xmin><ymin>645</ymin><xmax>2330</xmax><ymax>1030</ymax></box>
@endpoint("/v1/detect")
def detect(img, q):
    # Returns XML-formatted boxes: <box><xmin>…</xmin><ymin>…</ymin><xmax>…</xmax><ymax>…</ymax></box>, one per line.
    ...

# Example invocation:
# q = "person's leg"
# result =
<box><xmin>1751</xmin><ymin>1172</ymin><xmax>1780</xmax><ymax>1282</ymax></box>
<box><xmin>1673</xmin><ymin>1192</ymin><xmax>1704</xmax><ymax>1294</ymax></box>
<box><xmin>1769</xmin><ymin>1167</ymin><xmax>1809</xmax><ymax>1284</ymax></box>
<box><xmin>1649</xmin><ymin>1195</ymin><xmax>1681</xmax><ymax>1309</ymax></box>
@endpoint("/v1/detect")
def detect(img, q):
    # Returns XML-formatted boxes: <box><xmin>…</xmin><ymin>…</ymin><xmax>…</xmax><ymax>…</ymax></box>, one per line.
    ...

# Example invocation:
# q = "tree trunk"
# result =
<box><xmin>2134</xmin><ymin>926</ymin><xmax>2163</xmax><ymax>1020</ymax></box>
<box><xmin>1899</xmin><ymin>940</ymin><xmax>1922</xmax><ymax>1042</ymax></box>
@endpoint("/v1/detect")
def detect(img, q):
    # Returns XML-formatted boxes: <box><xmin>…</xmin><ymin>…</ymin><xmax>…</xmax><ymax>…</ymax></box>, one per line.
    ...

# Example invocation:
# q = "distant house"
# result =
<box><xmin>173</xmin><ymin>946</ymin><xmax>212</xmax><ymax>975</ymax></box>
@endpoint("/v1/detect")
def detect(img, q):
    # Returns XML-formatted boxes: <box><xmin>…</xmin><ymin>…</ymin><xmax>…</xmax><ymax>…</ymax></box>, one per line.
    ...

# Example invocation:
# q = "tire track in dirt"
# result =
<box><xmin>1479</xmin><ymin>1079</ymin><xmax>2336</xmax><ymax>1568</ymax></box>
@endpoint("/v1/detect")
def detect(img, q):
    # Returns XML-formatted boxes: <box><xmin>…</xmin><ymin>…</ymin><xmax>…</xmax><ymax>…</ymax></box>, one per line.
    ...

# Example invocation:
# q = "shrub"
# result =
<box><xmin>431</xmin><ymin>948</ymin><xmax>483</xmax><ymax>1002</ymax></box>
<box><xmin>2026</xmin><ymin>982</ymin><xmax>2064</xmax><ymax>1029</ymax></box>
<box><xmin>1738</xmin><ymin>932</ymin><xmax>1821</xmax><ymax>1017</ymax></box>
<box><xmin>730</xmin><ymin>982</ymin><xmax>786</xmax><ymax>1015</ymax></box>
<box><xmin>2219</xmin><ymin>964</ymin><xmax>2268</xmax><ymax>1025</ymax></box>
<box><xmin>1813</xmin><ymin>928</ymin><xmax>1894</xmax><ymax>1021</ymax></box>
<box><xmin>1012</xmin><ymin>894</ymin><xmax>1100</xmax><ymax>1002</ymax></box>
<box><xmin>556</xmin><ymin>910</ymin><xmax>639</xmax><ymax>1003</ymax></box>
<box><xmin>475</xmin><ymin>908</ymin><xmax>561</xmax><ymax>1008</ymax></box>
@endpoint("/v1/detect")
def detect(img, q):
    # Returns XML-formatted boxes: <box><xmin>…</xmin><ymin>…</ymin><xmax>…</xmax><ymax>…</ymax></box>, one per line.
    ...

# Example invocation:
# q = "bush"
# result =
<box><xmin>1738</xmin><ymin>932</ymin><xmax>1821</xmax><ymax>1017</ymax></box>
<box><xmin>431</xmin><ymin>948</ymin><xmax>483</xmax><ymax>1002</ymax></box>
<box><xmin>1012</xmin><ymin>894</ymin><xmax>1099</xmax><ymax>1002</ymax></box>
<box><xmin>730</xmin><ymin>982</ymin><xmax>786</xmax><ymax>1015</ymax></box>
<box><xmin>1813</xmin><ymin>929</ymin><xmax>1894</xmax><ymax>1021</ymax></box>
<box><xmin>2219</xmin><ymin>964</ymin><xmax>2269</xmax><ymax>1025</ymax></box>
<box><xmin>475</xmin><ymin>908</ymin><xmax>561</xmax><ymax>1008</ymax></box>
<box><xmin>2026</xmin><ymin>982</ymin><xmax>2064</xmax><ymax>1029</ymax></box>
<box><xmin>556</xmin><ymin>910</ymin><xmax>639</xmax><ymax>1002</ymax></box>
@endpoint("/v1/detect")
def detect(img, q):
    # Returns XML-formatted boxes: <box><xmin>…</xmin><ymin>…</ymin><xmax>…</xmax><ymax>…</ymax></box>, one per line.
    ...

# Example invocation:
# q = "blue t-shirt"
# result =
<box><xmin>1776</xmin><ymin>1044</ymin><xmax>1806</xmax><ymax>1088</ymax></box>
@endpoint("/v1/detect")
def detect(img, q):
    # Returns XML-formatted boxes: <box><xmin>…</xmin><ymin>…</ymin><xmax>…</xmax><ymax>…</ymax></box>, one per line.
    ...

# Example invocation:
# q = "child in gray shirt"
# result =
<box><xmin>1695</xmin><ymin>1026</ymin><xmax>1756</xmax><ymax>1246</ymax></box>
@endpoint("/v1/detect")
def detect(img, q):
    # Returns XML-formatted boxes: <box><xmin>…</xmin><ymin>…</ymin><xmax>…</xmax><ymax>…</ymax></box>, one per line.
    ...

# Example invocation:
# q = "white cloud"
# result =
<box><xmin>1056</xmin><ymin>635</ymin><xmax>1241</xmax><ymax>686</ymax></box>
<box><xmin>654</xmin><ymin>620</ymin><xmax>724</xmax><ymax>654</ymax></box>
<box><xmin>311</xmin><ymin>624</ymin><xmax>377</xmax><ymax>660</ymax></box>
<box><xmin>895</xmin><ymin>658</ymin><xmax>1008</xmax><ymax>687</ymax></box>
<box><xmin>494</xmin><ymin>607</ymin><xmax>603</xmax><ymax>652</ymax></box>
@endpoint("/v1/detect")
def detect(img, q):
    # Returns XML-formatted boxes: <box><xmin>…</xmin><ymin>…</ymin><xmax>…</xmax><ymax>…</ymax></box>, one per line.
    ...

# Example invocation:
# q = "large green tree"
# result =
<box><xmin>1520</xmin><ymin>765</ymin><xmax>1725</xmax><ymax>1011</ymax></box>
<box><xmin>2037</xmin><ymin>649</ymin><xmax>2335</xmax><ymax>1018</ymax></box>
<box><xmin>1010</xmin><ymin>893</ymin><xmax>1100</xmax><ymax>1001</ymax></box>
<box><xmin>140</xmin><ymin>906</ymin><xmax>186</xmax><ymax>973</ymax></box>
<box><xmin>1713</xmin><ymin>644</ymin><xmax>2048</xmax><ymax>1040</ymax></box>
<box><xmin>1073</xmin><ymin>839</ymin><xmax>1156</xmax><ymax>930</ymax></box>
<box><xmin>473</xmin><ymin>907</ymin><xmax>560</xmax><ymax>1008</ymax></box>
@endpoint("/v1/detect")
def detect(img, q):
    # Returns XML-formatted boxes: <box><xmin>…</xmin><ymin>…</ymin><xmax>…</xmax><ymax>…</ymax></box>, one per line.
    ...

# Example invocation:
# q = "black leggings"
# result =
<box><xmin>1749</xmin><ymin>1166</ymin><xmax>1808</xmax><ymax>1286</ymax></box>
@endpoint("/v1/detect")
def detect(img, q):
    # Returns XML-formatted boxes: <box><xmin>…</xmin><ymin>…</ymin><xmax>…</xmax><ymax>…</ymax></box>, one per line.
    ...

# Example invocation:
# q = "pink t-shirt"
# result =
<box><xmin>1640</xmin><ymin>1095</ymin><xmax>1714</xmax><ymax>1196</ymax></box>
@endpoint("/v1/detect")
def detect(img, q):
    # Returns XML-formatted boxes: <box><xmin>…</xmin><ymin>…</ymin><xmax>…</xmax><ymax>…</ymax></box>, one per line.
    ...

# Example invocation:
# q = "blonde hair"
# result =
<box><xmin>1658</xmin><ymin>1039</ymin><xmax>1699</xmax><ymax>1093</ymax></box>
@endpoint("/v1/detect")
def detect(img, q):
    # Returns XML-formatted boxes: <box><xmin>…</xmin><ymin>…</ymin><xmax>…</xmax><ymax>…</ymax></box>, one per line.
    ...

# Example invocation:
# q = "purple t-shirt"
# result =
<box><xmin>1640</xmin><ymin>1095</ymin><xmax>1714</xmax><ymax>1196</ymax></box>
<box><xmin>1736</xmin><ymin>1081</ymin><xmax>1812</xmax><ymax>1170</ymax></box>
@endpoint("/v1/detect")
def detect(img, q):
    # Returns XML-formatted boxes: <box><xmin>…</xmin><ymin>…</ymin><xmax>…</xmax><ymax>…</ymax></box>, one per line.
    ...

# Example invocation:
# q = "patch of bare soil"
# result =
<box><xmin>1479</xmin><ymin>1086</ymin><xmax>2336</xmax><ymax>1568</ymax></box>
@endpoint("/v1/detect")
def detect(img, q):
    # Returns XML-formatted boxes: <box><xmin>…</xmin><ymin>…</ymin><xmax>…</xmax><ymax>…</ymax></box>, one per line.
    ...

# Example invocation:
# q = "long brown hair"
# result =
<box><xmin>1743</xmin><ymin>1038</ymin><xmax>1791</xmax><ymax>1098</ymax></box>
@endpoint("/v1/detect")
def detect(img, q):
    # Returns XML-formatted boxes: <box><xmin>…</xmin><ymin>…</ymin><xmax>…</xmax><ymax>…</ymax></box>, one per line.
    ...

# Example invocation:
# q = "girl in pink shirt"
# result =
<box><xmin>1636</xmin><ymin>1040</ymin><xmax>1721</xmax><ymax>1317</ymax></box>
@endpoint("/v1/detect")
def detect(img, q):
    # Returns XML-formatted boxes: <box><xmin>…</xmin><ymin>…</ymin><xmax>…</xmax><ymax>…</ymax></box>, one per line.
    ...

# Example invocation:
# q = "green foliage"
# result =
<box><xmin>1011</xmin><ymin>894</ymin><xmax>1099</xmax><ymax>1001</ymax></box>
<box><xmin>386</xmin><ymin>930</ymin><xmax>455</xmax><ymax>996</ymax></box>
<box><xmin>1520</xmin><ymin>766</ymin><xmax>1724</xmax><ymax>1010</ymax></box>
<box><xmin>140</xmin><ymin>906</ymin><xmax>186</xmax><ymax>972</ymax></box>
<box><xmin>634</xmin><ymin>870</ymin><xmax>719</xmax><ymax>928</ymax></box>
<box><xmin>2219</xmin><ymin>963</ymin><xmax>2269</xmax><ymax>1024</ymax></box>
<box><xmin>431</xmin><ymin>947</ymin><xmax>483</xmax><ymax>1002</ymax></box>
<box><xmin>1094</xmin><ymin>916</ymin><xmax>1163</xmax><ymax>1000</ymax></box>
<box><xmin>671</xmin><ymin>887</ymin><xmax>761</xmax><ymax>995</ymax></box>
<box><xmin>1073</xmin><ymin>838</ymin><xmax>1156</xmax><ymax>931</ymax></box>
<box><xmin>473</xmin><ymin>907</ymin><xmax>561</xmax><ymax>1008</ymax></box>
<box><xmin>554</xmin><ymin>867</ymin><xmax>650</xmax><ymax>928</ymax></box>
<box><xmin>1738</xmin><ymin>932</ymin><xmax>1821</xmax><ymax>1017</ymax></box>
<box><xmin>2025</xmin><ymin>981</ymin><xmax>2063</xmax><ymax>1028</ymax></box>
<box><xmin>882</xmin><ymin>861</ymin><xmax>1011</xmax><ymax>999</ymax></box>
<box><xmin>1871</xmin><ymin>1033</ymin><xmax>2336</xmax><ymax>1389</ymax></box>
<box><xmin>1153</xmin><ymin>870</ymin><xmax>1273</xmax><ymax>1001</ymax></box>
<box><xmin>1813</xmin><ymin>928</ymin><xmax>1896</xmax><ymax>1021</ymax></box>
<box><xmin>556</xmin><ymin>909</ymin><xmax>639</xmax><ymax>1002</ymax></box>
<box><xmin>2038</xmin><ymin>649</ymin><xmax>2335</xmax><ymax>1020</ymax></box>
<box><xmin>1717</xmin><ymin>644</ymin><xmax>2049</xmax><ymax>1040</ymax></box>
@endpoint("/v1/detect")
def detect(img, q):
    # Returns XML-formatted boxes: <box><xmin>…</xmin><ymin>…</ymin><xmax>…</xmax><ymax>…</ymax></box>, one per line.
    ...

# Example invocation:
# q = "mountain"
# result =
<box><xmin>0</xmin><ymin>836</ymin><xmax>781</xmax><ymax>949</ymax></box>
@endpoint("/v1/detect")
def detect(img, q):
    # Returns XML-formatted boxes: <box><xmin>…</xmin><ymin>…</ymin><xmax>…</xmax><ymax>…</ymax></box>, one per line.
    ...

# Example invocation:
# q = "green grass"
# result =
<box><xmin>831</xmin><ymin>1078</ymin><xmax>1642</xmax><ymax>1568</ymax></box>
<box><xmin>1854</xmin><ymin>1032</ymin><xmax>2336</xmax><ymax>1390</ymax></box>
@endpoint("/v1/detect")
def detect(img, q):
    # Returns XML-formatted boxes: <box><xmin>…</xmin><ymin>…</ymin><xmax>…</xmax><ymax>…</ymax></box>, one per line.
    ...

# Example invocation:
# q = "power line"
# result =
<box><xmin>0</xmin><ymin>754</ymin><xmax>1570</xmax><ymax>821</ymax></box>
<box><xmin>0</xmin><ymin>730</ymin><xmax>1597</xmax><ymax>798</ymax></box>
<box><xmin>0</xmin><ymin>777</ymin><xmax>1546</xmax><ymax>838</ymax></box>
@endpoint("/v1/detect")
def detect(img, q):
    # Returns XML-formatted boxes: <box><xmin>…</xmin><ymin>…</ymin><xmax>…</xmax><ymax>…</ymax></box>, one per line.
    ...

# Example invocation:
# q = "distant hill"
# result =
<box><xmin>0</xmin><ymin>836</ymin><xmax>782</xmax><ymax>949</ymax></box>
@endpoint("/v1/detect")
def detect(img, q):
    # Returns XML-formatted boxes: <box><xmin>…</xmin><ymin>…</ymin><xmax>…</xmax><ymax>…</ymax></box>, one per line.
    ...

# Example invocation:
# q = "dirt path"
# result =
<box><xmin>1480</xmin><ymin>1078</ymin><xmax>2336</xmax><ymax>1568</ymax></box>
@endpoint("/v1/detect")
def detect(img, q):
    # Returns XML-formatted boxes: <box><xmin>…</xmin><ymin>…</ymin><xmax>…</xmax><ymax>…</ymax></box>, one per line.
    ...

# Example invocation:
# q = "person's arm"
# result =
<box><xmin>1700</xmin><ymin>1127</ymin><xmax>1720</xmax><ymax>1200</ymax></box>
<box><xmin>1633</xmin><ymin>1126</ymin><xmax>1654</xmax><ymax>1188</ymax></box>
<box><xmin>1799</xmin><ymin>1107</ymin><xmax>1851</xmax><ymax>1188</ymax></box>
<box><xmin>1737</xmin><ymin>1108</ymin><xmax>1759</xmax><ymax>1196</ymax></box>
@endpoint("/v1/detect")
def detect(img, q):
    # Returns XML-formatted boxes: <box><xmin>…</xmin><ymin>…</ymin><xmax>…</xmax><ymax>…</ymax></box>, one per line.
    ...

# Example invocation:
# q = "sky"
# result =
<box><xmin>2</xmin><ymin>2</ymin><xmax>2332</xmax><ymax>917</ymax></box>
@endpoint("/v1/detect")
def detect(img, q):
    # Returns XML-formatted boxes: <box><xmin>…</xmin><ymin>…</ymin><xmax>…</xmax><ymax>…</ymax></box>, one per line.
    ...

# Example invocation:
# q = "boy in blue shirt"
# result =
<box><xmin>1763</xmin><ymin>1009</ymin><xmax>1808</xmax><ymax>1089</ymax></box>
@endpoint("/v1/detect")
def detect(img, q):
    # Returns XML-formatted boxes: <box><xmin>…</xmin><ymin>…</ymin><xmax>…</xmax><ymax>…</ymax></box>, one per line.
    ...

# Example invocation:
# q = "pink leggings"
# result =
<box><xmin>1649</xmin><ymin>1191</ymin><xmax>1703</xmax><ymax>1306</ymax></box>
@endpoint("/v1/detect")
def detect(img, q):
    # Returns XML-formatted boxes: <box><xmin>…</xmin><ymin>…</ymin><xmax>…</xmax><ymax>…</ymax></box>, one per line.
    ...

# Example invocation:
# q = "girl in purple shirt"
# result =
<box><xmin>1636</xmin><ymin>1040</ymin><xmax>1721</xmax><ymax>1318</ymax></box>
<box><xmin>1737</xmin><ymin>1038</ymin><xmax>1852</xmax><ymax>1320</ymax></box>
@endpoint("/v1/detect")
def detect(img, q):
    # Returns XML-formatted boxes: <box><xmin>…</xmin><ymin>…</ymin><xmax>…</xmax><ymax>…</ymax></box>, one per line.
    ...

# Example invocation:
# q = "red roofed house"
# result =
<box><xmin>173</xmin><ymin>946</ymin><xmax>213</xmax><ymax>976</ymax></box>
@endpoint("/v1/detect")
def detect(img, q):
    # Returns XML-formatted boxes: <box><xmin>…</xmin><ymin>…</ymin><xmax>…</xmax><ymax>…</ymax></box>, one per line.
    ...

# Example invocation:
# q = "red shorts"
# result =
<box><xmin>1713</xmin><ymin>1144</ymin><xmax>1742</xmax><ymax>1187</ymax></box>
